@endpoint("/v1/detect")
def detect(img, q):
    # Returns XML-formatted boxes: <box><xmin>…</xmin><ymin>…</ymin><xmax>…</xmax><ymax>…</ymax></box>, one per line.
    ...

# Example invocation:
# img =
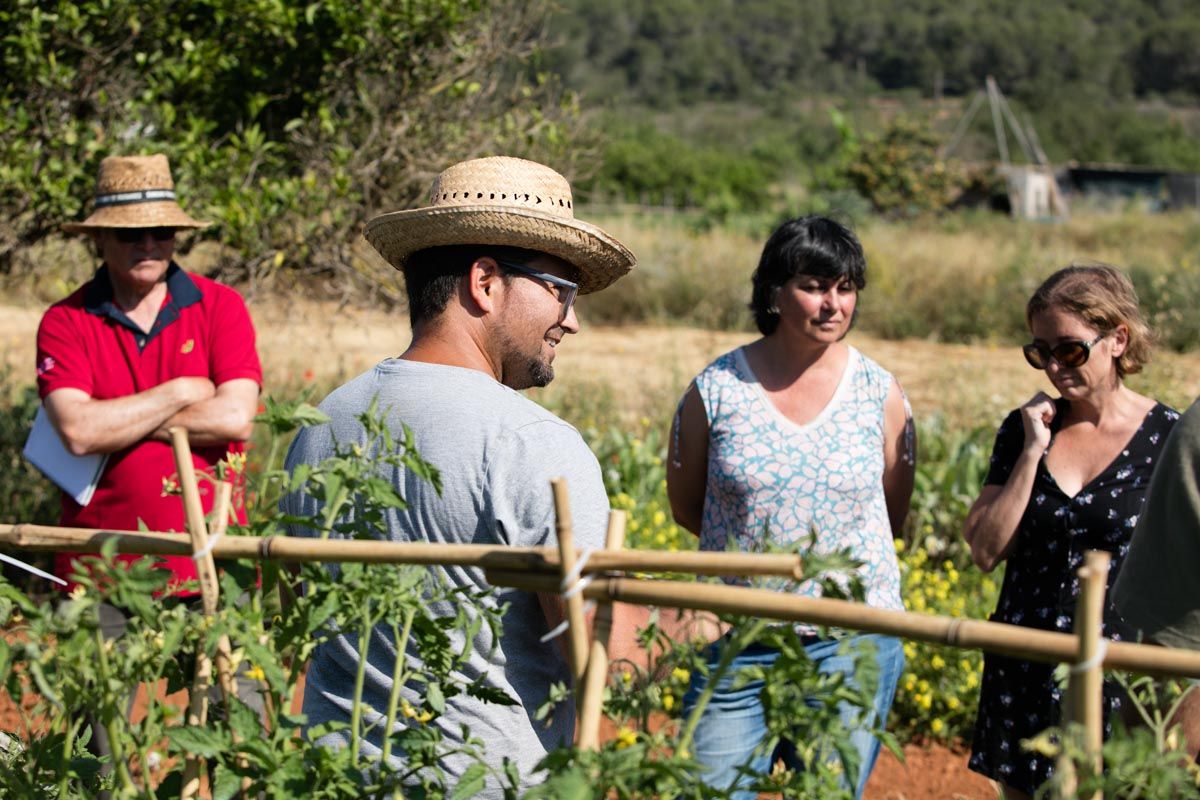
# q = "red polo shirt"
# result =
<box><xmin>35</xmin><ymin>263</ymin><xmax>262</xmax><ymax>594</ymax></box>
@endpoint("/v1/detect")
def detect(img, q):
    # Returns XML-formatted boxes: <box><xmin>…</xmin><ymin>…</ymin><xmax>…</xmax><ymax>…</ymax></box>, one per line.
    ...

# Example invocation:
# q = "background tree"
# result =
<box><xmin>0</xmin><ymin>0</ymin><xmax>590</xmax><ymax>299</ymax></box>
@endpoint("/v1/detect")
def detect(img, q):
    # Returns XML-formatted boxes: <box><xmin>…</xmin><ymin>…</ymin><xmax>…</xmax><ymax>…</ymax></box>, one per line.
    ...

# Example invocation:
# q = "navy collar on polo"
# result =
<box><xmin>84</xmin><ymin>262</ymin><xmax>202</xmax><ymax>352</ymax></box>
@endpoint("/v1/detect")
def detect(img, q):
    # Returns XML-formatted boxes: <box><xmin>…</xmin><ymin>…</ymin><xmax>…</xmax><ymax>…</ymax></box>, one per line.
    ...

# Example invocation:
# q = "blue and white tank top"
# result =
<box><xmin>694</xmin><ymin>345</ymin><xmax>903</xmax><ymax>612</ymax></box>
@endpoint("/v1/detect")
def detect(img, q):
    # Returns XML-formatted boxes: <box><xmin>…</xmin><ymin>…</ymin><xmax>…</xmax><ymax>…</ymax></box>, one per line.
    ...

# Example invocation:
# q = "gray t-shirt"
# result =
<box><xmin>282</xmin><ymin>359</ymin><xmax>609</xmax><ymax>794</ymax></box>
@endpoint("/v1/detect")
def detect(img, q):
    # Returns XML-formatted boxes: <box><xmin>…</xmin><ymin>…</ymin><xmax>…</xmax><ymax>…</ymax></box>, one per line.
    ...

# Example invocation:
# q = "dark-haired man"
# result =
<box><xmin>282</xmin><ymin>157</ymin><xmax>641</xmax><ymax>794</ymax></box>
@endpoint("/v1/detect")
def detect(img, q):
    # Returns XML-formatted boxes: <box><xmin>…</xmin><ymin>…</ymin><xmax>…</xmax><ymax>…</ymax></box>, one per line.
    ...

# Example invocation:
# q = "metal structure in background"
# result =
<box><xmin>942</xmin><ymin>76</ymin><xmax>1070</xmax><ymax>221</ymax></box>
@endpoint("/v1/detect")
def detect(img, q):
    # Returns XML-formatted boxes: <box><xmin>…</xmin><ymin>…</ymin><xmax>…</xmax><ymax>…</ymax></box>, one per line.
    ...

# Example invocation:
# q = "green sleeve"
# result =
<box><xmin>1113</xmin><ymin>400</ymin><xmax>1200</xmax><ymax>650</ymax></box>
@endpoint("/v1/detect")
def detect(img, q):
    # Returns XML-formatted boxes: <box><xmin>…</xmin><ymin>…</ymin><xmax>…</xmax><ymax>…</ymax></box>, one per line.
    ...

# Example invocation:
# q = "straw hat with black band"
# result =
<box><xmin>363</xmin><ymin>156</ymin><xmax>635</xmax><ymax>295</ymax></box>
<box><xmin>62</xmin><ymin>154</ymin><xmax>210</xmax><ymax>233</ymax></box>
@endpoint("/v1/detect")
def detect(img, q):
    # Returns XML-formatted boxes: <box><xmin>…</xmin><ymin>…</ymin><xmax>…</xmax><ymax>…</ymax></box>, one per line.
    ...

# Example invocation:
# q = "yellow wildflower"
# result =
<box><xmin>615</xmin><ymin>727</ymin><xmax>638</xmax><ymax>749</ymax></box>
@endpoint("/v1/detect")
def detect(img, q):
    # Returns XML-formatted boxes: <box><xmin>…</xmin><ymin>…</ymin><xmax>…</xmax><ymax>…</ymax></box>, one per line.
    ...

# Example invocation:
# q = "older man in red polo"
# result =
<box><xmin>37</xmin><ymin>154</ymin><xmax>261</xmax><ymax>584</ymax></box>
<box><xmin>35</xmin><ymin>153</ymin><xmax>262</xmax><ymax>766</ymax></box>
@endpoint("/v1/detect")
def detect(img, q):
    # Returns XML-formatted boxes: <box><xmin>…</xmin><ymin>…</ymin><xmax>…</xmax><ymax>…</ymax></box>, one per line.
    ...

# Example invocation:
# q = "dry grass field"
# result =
<box><xmin>4</xmin><ymin>296</ymin><xmax>1199</xmax><ymax>429</ymax></box>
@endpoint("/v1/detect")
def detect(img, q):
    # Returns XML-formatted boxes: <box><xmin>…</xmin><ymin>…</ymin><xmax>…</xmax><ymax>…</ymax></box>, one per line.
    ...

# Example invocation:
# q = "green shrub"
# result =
<box><xmin>0</xmin><ymin>373</ymin><xmax>60</xmax><ymax>593</ymax></box>
<box><xmin>0</xmin><ymin>375</ymin><xmax>58</xmax><ymax>527</ymax></box>
<box><xmin>890</xmin><ymin>541</ymin><xmax>1000</xmax><ymax>743</ymax></box>
<box><xmin>584</xmin><ymin>124</ymin><xmax>776</xmax><ymax>219</ymax></box>
<box><xmin>836</xmin><ymin>118</ymin><xmax>968</xmax><ymax>218</ymax></box>
<box><xmin>583</xmin><ymin>421</ymin><xmax>692</xmax><ymax>553</ymax></box>
<box><xmin>903</xmin><ymin>417</ymin><xmax>993</xmax><ymax>560</ymax></box>
<box><xmin>1129</xmin><ymin>260</ymin><xmax>1200</xmax><ymax>354</ymax></box>
<box><xmin>0</xmin><ymin>0</ymin><xmax>583</xmax><ymax>297</ymax></box>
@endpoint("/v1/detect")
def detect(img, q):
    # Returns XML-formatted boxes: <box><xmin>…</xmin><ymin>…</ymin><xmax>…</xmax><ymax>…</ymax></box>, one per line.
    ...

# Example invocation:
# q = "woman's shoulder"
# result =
<box><xmin>696</xmin><ymin>346</ymin><xmax>748</xmax><ymax>384</ymax></box>
<box><xmin>1148</xmin><ymin>399</ymin><xmax>1182</xmax><ymax>424</ymax></box>
<box><xmin>846</xmin><ymin>346</ymin><xmax>898</xmax><ymax>402</ymax></box>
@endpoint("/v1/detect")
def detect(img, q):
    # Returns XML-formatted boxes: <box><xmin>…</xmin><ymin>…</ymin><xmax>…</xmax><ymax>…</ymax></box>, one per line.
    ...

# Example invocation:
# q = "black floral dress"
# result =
<box><xmin>968</xmin><ymin>399</ymin><xmax>1179</xmax><ymax>794</ymax></box>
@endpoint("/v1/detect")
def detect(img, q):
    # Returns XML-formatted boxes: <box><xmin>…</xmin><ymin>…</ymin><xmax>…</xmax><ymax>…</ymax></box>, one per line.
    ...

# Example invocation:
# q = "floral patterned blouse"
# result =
<box><xmin>691</xmin><ymin>346</ymin><xmax>903</xmax><ymax>617</ymax></box>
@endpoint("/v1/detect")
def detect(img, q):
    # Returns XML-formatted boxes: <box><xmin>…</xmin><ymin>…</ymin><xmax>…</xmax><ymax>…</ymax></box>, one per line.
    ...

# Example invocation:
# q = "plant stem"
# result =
<box><xmin>349</xmin><ymin>609</ymin><xmax>374</xmax><ymax>763</ymax></box>
<box><xmin>381</xmin><ymin>608</ymin><xmax>416</xmax><ymax>765</ymax></box>
<box><xmin>676</xmin><ymin>619</ymin><xmax>768</xmax><ymax>757</ymax></box>
<box><xmin>318</xmin><ymin>486</ymin><xmax>351</xmax><ymax>540</ymax></box>
<box><xmin>58</xmin><ymin>715</ymin><xmax>82</xmax><ymax>798</ymax></box>
<box><xmin>94</xmin><ymin>625</ymin><xmax>137</xmax><ymax>796</ymax></box>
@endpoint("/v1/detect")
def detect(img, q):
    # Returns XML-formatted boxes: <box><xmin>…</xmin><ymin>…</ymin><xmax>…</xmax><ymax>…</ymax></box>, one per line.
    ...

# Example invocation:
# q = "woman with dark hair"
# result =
<box><xmin>964</xmin><ymin>263</ymin><xmax>1179</xmax><ymax>799</ymax></box>
<box><xmin>667</xmin><ymin>215</ymin><xmax>915</xmax><ymax>799</ymax></box>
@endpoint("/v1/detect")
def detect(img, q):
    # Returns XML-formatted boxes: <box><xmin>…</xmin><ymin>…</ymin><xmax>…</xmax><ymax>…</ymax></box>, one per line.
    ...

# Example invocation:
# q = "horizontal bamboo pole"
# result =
<box><xmin>0</xmin><ymin>523</ymin><xmax>803</xmax><ymax>579</ymax></box>
<box><xmin>482</xmin><ymin>570</ymin><xmax>1200</xmax><ymax>680</ymax></box>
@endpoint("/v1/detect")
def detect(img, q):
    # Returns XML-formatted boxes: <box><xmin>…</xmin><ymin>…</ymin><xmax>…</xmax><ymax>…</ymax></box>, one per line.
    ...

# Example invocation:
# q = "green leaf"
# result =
<box><xmin>211</xmin><ymin>764</ymin><xmax>243</xmax><ymax>800</ymax></box>
<box><xmin>449</xmin><ymin>762</ymin><xmax>489</xmax><ymax>800</ymax></box>
<box><xmin>166</xmin><ymin>725</ymin><xmax>230</xmax><ymax>758</ymax></box>
<box><xmin>425</xmin><ymin>682</ymin><xmax>445</xmax><ymax>714</ymax></box>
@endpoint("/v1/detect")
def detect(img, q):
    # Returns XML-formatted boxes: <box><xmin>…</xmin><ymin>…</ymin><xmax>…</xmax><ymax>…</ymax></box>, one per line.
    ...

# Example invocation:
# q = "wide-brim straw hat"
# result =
<box><xmin>62</xmin><ymin>154</ymin><xmax>210</xmax><ymax>233</ymax></box>
<box><xmin>363</xmin><ymin>156</ymin><xmax>635</xmax><ymax>295</ymax></box>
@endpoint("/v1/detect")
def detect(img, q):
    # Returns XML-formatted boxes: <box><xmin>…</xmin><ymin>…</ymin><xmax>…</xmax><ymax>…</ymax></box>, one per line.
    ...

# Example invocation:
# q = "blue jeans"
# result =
<box><xmin>682</xmin><ymin>633</ymin><xmax>904</xmax><ymax>800</ymax></box>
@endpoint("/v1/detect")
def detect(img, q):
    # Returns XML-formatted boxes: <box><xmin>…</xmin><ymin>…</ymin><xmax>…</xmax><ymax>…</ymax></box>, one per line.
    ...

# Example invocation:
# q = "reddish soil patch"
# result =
<box><xmin>865</xmin><ymin>741</ymin><xmax>997</xmax><ymax>800</ymax></box>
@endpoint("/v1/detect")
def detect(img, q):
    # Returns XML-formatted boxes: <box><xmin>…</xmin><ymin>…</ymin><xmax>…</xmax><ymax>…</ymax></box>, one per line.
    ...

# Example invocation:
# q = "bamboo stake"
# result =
<box><xmin>480</xmin><ymin>571</ymin><xmax>1200</xmax><ymax>680</ymax></box>
<box><xmin>207</xmin><ymin>482</ymin><xmax>240</xmax><ymax>707</ymax></box>
<box><xmin>0</xmin><ymin>523</ymin><xmax>803</xmax><ymax>578</ymax></box>
<box><xmin>1065</xmin><ymin>551</ymin><xmax>1110</xmax><ymax>800</ymax></box>
<box><xmin>169</xmin><ymin>428</ymin><xmax>214</xmax><ymax>800</ymax></box>
<box><xmin>209</xmin><ymin>482</ymin><xmax>254</xmax><ymax>798</ymax></box>
<box><xmin>577</xmin><ymin>510</ymin><xmax>626</xmax><ymax>749</ymax></box>
<box><xmin>551</xmin><ymin>478</ymin><xmax>590</xmax><ymax>690</ymax></box>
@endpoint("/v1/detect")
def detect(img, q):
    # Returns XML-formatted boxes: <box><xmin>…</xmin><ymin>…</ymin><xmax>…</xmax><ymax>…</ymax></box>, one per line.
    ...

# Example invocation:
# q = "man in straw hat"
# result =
<box><xmin>35</xmin><ymin>154</ymin><xmax>263</xmax><ymax>763</ymax></box>
<box><xmin>282</xmin><ymin>156</ymin><xmax>649</xmax><ymax>792</ymax></box>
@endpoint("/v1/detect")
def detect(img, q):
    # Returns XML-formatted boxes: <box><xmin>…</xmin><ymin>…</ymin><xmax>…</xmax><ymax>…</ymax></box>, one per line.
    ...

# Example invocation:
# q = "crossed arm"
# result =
<box><xmin>44</xmin><ymin>377</ymin><xmax>259</xmax><ymax>456</ymax></box>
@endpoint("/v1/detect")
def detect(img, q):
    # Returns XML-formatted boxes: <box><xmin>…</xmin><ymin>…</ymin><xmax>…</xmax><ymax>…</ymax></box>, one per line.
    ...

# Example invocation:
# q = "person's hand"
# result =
<box><xmin>662</xmin><ymin>608</ymin><xmax>729</xmax><ymax>646</ymax></box>
<box><xmin>1019</xmin><ymin>391</ymin><xmax>1056</xmax><ymax>453</ymax></box>
<box><xmin>167</xmin><ymin>376</ymin><xmax>216</xmax><ymax>406</ymax></box>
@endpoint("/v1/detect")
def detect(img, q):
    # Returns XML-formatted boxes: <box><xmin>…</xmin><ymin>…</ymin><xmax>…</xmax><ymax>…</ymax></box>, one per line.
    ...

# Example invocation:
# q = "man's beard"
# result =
<box><xmin>523</xmin><ymin>356</ymin><xmax>554</xmax><ymax>389</ymax></box>
<box><xmin>498</xmin><ymin>329</ymin><xmax>555</xmax><ymax>390</ymax></box>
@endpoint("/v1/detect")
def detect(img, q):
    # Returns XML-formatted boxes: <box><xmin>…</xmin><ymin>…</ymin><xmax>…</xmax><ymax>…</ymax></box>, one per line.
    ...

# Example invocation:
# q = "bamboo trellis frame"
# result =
<box><xmin>5</xmin><ymin>476</ymin><xmax>1195</xmax><ymax>796</ymax></box>
<box><xmin>0</xmin><ymin>524</ymin><xmax>804</xmax><ymax>579</ymax></box>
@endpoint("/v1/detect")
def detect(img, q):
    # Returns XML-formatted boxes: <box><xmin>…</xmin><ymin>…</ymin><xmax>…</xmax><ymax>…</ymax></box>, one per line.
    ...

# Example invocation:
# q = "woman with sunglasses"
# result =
<box><xmin>964</xmin><ymin>263</ymin><xmax>1179</xmax><ymax>799</ymax></box>
<box><xmin>667</xmin><ymin>215</ymin><xmax>914</xmax><ymax>799</ymax></box>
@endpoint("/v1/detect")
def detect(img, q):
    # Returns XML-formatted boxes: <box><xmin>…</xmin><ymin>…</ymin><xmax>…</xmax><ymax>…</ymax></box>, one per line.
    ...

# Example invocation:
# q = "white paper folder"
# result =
<box><xmin>23</xmin><ymin>406</ymin><xmax>108</xmax><ymax>506</ymax></box>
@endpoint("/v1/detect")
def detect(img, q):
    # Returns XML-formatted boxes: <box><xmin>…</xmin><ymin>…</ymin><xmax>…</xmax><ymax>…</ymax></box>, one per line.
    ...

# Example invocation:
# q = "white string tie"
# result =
<box><xmin>0</xmin><ymin>552</ymin><xmax>67</xmax><ymax>586</ymax></box>
<box><xmin>192</xmin><ymin>531</ymin><xmax>223</xmax><ymax>562</ymax></box>
<box><xmin>540</xmin><ymin>547</ymin><xmax>597</xmax><ymax>642</ymax></box>
<box><xmin>1070</xmin><ymin>638</ymin><xmax>1109</xmax><ymax>674</ymax></box>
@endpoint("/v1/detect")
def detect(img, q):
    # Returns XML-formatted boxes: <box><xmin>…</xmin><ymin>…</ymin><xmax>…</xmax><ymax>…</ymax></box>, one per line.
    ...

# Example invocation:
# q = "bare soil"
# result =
<box><xmin>865</xmin><ymin>742</ymin><xmax>997</xmax><ymax>800</ymax></box>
